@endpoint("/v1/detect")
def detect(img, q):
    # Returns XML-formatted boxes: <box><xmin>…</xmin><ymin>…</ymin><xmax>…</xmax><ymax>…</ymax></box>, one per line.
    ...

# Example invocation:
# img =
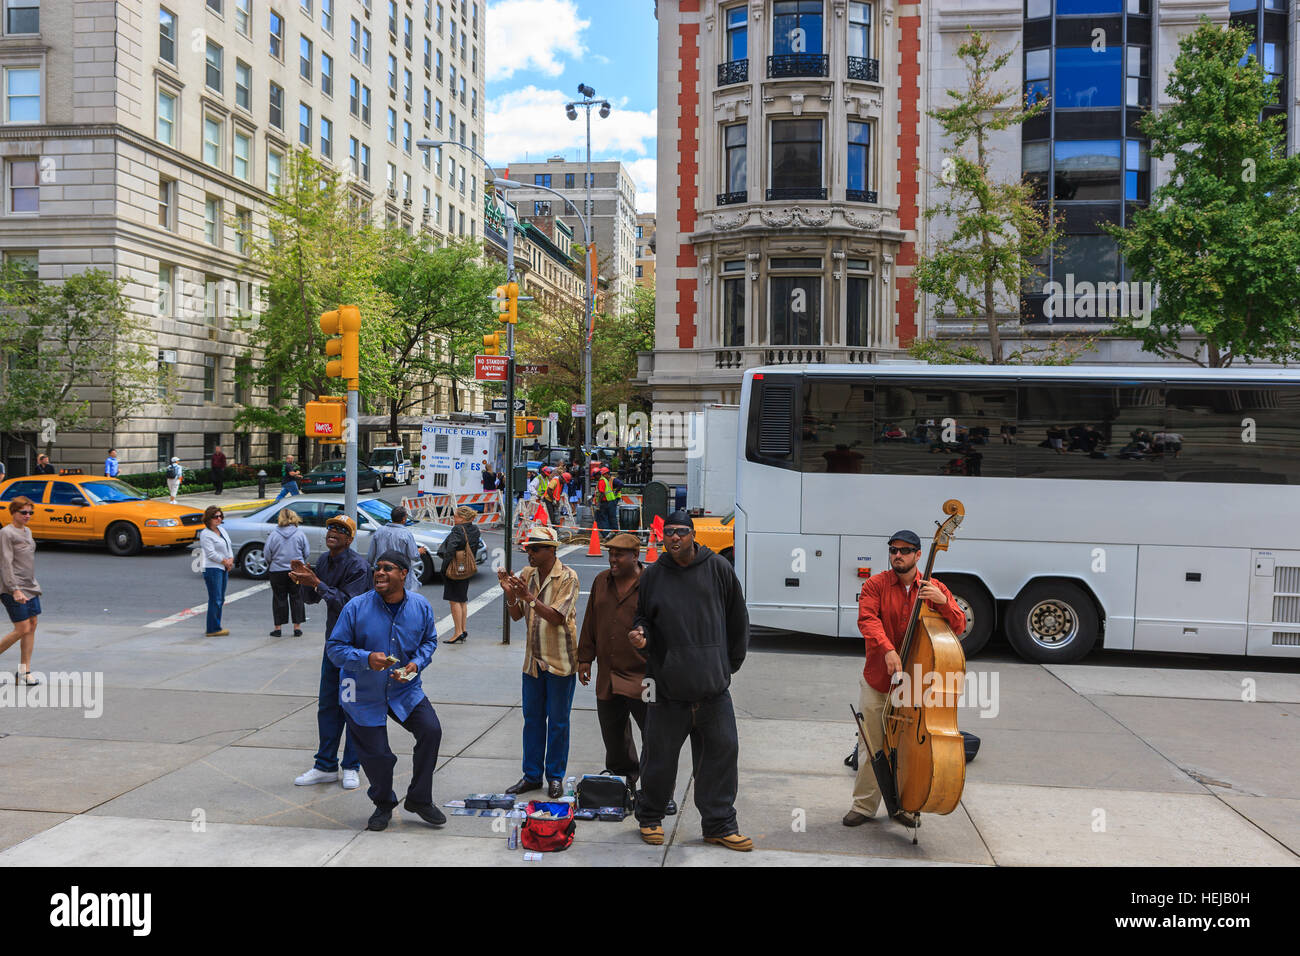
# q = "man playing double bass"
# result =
<box><xmin>844</xmin><ymin>530</ymin><xmax>966</xmax><ymax>830</ymax></box>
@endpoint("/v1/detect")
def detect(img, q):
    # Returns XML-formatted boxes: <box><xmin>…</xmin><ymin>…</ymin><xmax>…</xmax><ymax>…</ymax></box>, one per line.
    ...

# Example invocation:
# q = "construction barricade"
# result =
<box><xmin>402</xmin><ymin>491</ymin><xmax>504</xmax><ymax>528</ymax></box>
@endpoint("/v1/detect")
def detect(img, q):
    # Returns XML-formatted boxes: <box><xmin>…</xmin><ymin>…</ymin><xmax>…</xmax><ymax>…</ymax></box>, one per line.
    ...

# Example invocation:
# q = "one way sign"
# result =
<box><xmin>491</xmin><ymin>398</ymin><xmax>526</xmax><ymax>412</ymax></box>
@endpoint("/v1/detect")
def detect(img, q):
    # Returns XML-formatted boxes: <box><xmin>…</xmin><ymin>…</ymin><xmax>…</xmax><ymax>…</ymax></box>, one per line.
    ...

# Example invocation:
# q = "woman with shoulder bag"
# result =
<box><xmin>440</xmin><ymin>505</ymin><xmax>482</xmax><ymax>645</ymax></box>
<box><xmin>264</xmin><ymin>507</ymin><xmax>310</xmax><ymax>637</ymax></box>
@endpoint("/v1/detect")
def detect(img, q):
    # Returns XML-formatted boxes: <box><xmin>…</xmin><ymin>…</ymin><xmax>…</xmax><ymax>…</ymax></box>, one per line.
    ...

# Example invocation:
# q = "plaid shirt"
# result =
<box><xmin>519</xmin><ymin>558</ymin><xmax>580</xmax><ymax>678</ymax></box>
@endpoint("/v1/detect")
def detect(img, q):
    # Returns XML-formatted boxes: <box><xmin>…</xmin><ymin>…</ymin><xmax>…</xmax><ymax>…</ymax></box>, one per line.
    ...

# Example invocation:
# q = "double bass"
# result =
<box><xmin>858</xmin><ymin>499</ymin><xmax>968</xmax><ymax>841</ymax></box>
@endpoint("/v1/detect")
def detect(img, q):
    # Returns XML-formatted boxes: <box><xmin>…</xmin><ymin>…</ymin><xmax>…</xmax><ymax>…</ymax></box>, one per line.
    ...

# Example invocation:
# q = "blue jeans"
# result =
<box><xmin>274</xmin><ymin>481</ymin><xmax>299</xmax><ymax>502</ymax></box>
<box><xmin>521</xmin><ymin>670</ymin><xmax>577</xmax><ymax>783</ymax></box>
<box><xmin>314</xmin><ymin>649</ymin><xmax>360</xmax><ymax>772</ymax></box>
<box><xmin>203</xmin><ymin>568</ymin><xmax>227</xmax><ymax>633</ymax></box>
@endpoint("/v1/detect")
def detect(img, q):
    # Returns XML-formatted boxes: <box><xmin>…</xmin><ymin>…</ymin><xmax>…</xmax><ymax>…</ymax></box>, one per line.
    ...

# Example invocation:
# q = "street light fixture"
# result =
<box><xmin>559</xmin><ymin>83</ymin><xmax>613</xmax><ymax>510</ymax></box>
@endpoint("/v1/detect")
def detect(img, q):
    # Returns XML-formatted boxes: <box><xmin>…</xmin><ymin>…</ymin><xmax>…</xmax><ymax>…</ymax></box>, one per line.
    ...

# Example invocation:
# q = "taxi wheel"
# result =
<box><xmin>105</xmin><ymin>522</ymin><xmax>142</xmax><ymax>556</ymax></box>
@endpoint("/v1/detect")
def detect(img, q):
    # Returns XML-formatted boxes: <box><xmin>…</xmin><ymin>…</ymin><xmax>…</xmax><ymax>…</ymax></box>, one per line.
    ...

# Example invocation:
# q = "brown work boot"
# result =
<box><xmin>639</xmin><ymin>824</ymin><xmax>664</xmax><ymax>845</ymax></box>
<box><xmin>842</xmin><ymin>810</ymin><xmax>872</xmax><ymax>827</ymax></box>
<box><xmin>704</xmin><ymin>832</ymin><xmax>753</xmax><ymax>852</ymax></box>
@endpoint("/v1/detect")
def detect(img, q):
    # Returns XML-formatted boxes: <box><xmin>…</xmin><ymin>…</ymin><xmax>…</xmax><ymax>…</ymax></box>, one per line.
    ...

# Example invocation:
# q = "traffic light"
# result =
<box><xmin>483</xmin><ymin>332</ymin><xmax>503</xmax><ymax>355</ymax></box>
<box><xmin>515</xmin><ymin>416</ymin><xmax>542</xmax><ymax>439</ymax></box>
<box><xmin>320</xmin><ymin>305</ymin><xmax>361</xmax><ymax>386</ymax></box>
<box><xmin>493</xmin><ymin>282</ymin><xmax>519</xmax><ymax>324</ymax></box>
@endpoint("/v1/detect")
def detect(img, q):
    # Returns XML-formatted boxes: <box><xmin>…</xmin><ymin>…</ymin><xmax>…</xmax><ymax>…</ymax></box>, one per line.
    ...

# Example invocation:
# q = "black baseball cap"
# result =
<box><xmin>888</xmin><ymin>530</ymin><xmax>922</xmax><ymax>549</ymax></box>
<box><xmin>665</xmin><ymin>510</ymin><xmax>695</xmax><ymax>530</ymax></box>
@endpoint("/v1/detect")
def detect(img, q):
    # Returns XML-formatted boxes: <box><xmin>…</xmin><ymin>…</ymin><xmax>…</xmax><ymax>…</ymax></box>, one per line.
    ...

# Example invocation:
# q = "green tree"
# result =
<box><xmin>374</xmin><ymin>233</ymin><xmax>505</xmax><ymax>440</ymax></box>
<box><xmin>235</xmin><ymin>150</ymin><xmax>395</xmax><ymax>445</ymax></box>
<box><xmin>0</xmin><ymin>265</ymin><xmax>167</xmax><ymax>455</ymax></box>
<box><xmin>914</xmin><ymin>31</ymin><xmax>1060</xmax><ymax>364</ymax></box>
<box><xmin>1104</xmin><ymin>18</ymin><xmax>1300</xmax><ymax>367</ymax></box>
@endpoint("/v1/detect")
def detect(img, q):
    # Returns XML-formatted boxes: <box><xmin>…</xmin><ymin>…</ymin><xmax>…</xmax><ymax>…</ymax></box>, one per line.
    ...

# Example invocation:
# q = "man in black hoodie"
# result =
<box><xmin>629</xmin><ymin>510</ymin><xmax>751</xmax><ymax>851</ymax></box>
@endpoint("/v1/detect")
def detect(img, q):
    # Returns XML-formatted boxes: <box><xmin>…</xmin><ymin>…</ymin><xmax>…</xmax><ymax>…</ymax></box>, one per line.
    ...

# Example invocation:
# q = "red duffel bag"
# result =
<box><xmin>520</xmin><ymin>801</ymin><xmax>575</xmax><ymax>852</ymax></box>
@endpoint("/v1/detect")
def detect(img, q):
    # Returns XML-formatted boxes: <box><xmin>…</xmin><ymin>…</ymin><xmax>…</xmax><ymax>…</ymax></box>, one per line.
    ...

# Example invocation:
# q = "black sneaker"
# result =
<box><xmin>367</xmin><ymin>807</ymin><xmax>392</xmax><ymax>831</ymax></box>
<box><xmin>403</xmin><ymin>799</ymin><xmax>446</xmax><ymax>827</ymax></box>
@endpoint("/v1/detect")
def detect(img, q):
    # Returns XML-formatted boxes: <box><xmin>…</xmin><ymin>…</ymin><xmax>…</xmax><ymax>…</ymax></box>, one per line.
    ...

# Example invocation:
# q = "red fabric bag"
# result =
<box><xmin>520</xmin><ymin>801</ymin><xmax>575</xmax><ymax>852</ymax></box>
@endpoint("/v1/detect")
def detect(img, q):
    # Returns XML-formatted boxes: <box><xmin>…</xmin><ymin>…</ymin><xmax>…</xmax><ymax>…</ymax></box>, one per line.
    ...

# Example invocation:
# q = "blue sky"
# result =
<box><xmin>485</xmin><ymin>0</ymin><xmax>659</xmax><ymax>212</ymax></box>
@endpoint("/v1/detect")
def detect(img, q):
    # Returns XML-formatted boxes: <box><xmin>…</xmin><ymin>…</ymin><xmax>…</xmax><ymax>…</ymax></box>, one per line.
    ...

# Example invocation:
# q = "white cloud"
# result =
<box><xmin>486</xmin><ymin>86</ymin><xmax>657</xmax><ymax>195</ymax></box>
<box><xmin>625</xmin><ymin>158</ymin><xmax>657</xmax><ymax>215</ymax></box>
<box><xmin>486</xmin><ymin>0</ymin><xmax>590</xmax><ymax>82</ymax></box>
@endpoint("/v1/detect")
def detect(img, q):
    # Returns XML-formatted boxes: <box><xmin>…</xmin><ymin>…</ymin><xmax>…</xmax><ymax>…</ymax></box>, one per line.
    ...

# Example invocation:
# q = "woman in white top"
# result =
<box><xmin>198</xmin><ymin>505</ymin><xmax>234</xmax><ymax>636</ymax></box>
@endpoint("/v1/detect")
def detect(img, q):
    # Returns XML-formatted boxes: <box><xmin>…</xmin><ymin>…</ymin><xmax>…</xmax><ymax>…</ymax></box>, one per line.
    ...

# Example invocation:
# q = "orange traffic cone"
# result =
<box><xmin>645</xmin><ymin>535</ymin><xmax>659</xmax><ymax>564</ymax></box>
<box><xmin>587</xmin><ymin>525</ymin><xmax>602</xmax><ymax>556</ymax></box>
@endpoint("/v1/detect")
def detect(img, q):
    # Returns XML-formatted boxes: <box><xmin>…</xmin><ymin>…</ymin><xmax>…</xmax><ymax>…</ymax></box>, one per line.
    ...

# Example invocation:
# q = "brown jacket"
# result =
<box><xmin>577</xmin><ymin>567</ymin><xmax>646</xmax><ymax>700</ymax></box>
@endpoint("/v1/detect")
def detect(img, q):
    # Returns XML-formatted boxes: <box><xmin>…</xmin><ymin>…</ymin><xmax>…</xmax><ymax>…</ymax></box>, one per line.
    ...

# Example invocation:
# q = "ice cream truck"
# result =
<box><xmin>417</xmin><ymin>418</ymin><xmax>508</xmax><ymax>497</ymax></box>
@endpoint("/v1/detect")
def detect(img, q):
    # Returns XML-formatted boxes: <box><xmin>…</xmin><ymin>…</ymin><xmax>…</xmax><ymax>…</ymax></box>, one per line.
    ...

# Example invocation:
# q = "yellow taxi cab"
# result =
<box><xmin>692</xmin><ymin>511</ymin><xmax>735</xmax><ymax>564</ymax></box>
<box><xmin>0</xmin><ymin>474</ymin><xmax>206</xmax><ymax>555</ymax></box>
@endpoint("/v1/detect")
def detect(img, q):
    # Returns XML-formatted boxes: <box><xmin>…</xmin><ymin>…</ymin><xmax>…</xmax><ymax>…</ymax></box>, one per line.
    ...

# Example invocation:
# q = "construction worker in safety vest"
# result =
<box><xmin>546</xmin><ymin>470</ymin><xmax>568</xmax><ymax>525</ymax></box>
<box><xmin>594</xmin><ymin>467</ymin><xmax>619</xmax><ymax>536</ymax></box>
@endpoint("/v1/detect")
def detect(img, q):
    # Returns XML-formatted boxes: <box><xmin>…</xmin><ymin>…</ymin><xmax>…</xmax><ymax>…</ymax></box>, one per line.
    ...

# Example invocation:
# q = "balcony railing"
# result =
<box><xmin>767</xmin><ymin>53</ymin><xmax>829</xmax><ymax>78</ymax></box>
<box><xmin>847</xmin><ymin>56</ymin><xmax>880</xmax><ymax>82</ymax></box>
<box><xmin>846</xmin><ymin>188</ymin><xmax>878</xmax><ymax>204</ymax></box>
<box><xmin>766</xmin><ymin>186</ymin><xmax>827</xmax><ymax>201</ymax></box>
<box><xmin>717</xmin><ymin>58</ymin><xmax>749</xmax><ymax>86</ymax></box>
<box><xmin>717</xmin><ymin>190</ymin><xmax>748</xmax><ymax>206</ymax></box>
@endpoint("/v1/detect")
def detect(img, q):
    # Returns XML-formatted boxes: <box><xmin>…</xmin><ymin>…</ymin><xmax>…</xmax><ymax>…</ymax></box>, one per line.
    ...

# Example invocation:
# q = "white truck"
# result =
<box><xmin>368</xmin><ymin>443</ymin><xmax>415</xmax><ymax>486</ymax></box>
<box><xmin>417</xmin><ymin>419</ymin><xmax>507</xmax><ymax>497</ymax></box>
<box><xmin>685</xmin><ymin>403</ymin><xmax>739</xmax><ymax>516</ymax></box>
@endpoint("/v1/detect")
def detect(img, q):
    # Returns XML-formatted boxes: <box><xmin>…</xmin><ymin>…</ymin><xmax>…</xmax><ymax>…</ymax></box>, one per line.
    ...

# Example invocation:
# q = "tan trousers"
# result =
<box><xmin>851</xmin><ymin>676</ymin><xmax>890</xmax><ymax>815</ymax></box>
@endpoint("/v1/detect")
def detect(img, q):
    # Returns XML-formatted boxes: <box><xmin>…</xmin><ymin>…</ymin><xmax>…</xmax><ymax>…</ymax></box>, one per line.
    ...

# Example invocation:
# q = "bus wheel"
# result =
<box><xmin>946</xmin><ymin>578</ymin><xmax>994</xmax><ymax>658</ymax></box>
<box><xmin>1006</xmin><ymin>581</ymin><xmax>1099</xmax><ymax>664</ymax></box>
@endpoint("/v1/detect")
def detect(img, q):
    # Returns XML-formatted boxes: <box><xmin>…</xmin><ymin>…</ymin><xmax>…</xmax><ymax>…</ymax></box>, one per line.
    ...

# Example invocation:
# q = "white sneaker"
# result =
<box><xmin>294</xmin><ymin>767</ymin><xmax>339</xmax><ymax>786</ymax></box>
<box><xmin>341</xmin><ymin>769</ymin><xmax>361</xmax><ymax>790</ymax></box>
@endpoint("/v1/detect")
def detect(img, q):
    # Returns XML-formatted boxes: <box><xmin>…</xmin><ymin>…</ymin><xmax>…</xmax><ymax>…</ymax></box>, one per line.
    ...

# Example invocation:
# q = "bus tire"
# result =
<box><xmin>944</xmin><ymin>576</ymin><xmax>994</xmax><ymax>658</ymax></box>
<box><xmin>1006</xmin><ymin>580</ymin><xmax>1099</xmax><ymax>664</ymax></box>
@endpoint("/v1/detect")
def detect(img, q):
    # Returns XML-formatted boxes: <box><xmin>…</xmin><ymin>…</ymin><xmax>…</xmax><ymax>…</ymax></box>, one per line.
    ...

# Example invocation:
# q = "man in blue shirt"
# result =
<box><xmin>289</xmin><ymin>514</ymin><xmax>370</xmax><ymax>790</ymax></box>
<box><xmin>104</xmin><ymin>449</ymin><xmax>119</xmax><ymax>478</ymax></box>
<box><xmin>327</xmin><ymin>550</ymin><xmax>444</xmax><ymax>831</ymax></box>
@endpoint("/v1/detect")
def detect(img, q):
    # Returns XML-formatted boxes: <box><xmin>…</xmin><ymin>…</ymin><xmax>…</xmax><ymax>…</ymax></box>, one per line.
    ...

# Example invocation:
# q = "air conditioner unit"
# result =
<box><xmin>388</xmin><ymin>187</ymin><xmax>398</xmax><ymax>199</ymax></box>
<box><xmin>207</xmin><ymin>327</ymin><xmax>219</xmax><ymax>341</ymax></box>
<box><xmin>403</xmin><ymin>198</ymin><xmax>412</xmax><ymax>208</ymax></box>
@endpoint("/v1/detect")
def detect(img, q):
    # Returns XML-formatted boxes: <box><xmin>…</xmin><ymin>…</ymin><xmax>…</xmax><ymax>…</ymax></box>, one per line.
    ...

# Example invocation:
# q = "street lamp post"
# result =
<box><xmin>417</xmin><ymin>139</ymin><xmax>519</xmax><ymax>645</ymax></box>
<box><xmin>565</xmin><ymin>84</ymin><xmax>611</xmax><ymax>510</ymax></box>
<box><xmin>492</xmin><ymin>175</ymin><xmax>597</xmax><ymax>514</ymax></box>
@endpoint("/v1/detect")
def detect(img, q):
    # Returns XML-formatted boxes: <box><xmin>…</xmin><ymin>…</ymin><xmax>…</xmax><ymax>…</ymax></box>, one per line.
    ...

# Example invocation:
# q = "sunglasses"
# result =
<box><xmin>375</xmin><ymin>563</ymin><xmax>403</xmax><ymax>572</ymax></box>
<box><xmin>888</xmin><ymin>547</ymin><xmax>918</xmax><ymax>555</ymax></box>
<box><xmin>663</xmin><ymin>527</ymin><xmax>692</xmax><ymax>538</ymax></box>
<box><xmin>525</xmin><ymin>544</ymin><xmax>554</xmax><ymax>552</ymax></box>
<box><xmin>17</xmin><ymin>510</ymin><xmax>34</xmax><ymax>516</ymax></box>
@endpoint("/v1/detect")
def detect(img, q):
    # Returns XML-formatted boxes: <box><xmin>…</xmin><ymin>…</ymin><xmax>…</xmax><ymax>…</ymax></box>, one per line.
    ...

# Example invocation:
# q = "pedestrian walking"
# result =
<box><xmin>327</xmin><ymin>551</ymin><xmax>445</xmax><ymax>831</ymax></box>
<box><xmin>198</xmin><ymin>505</ymin><xmax>234</xmax><ymax>637</ymax></box>
<box><xmin>0</xmin><ymin>496</ymin><xmax>42</xmax><ymax>684</ymax></box>
<box><xmin>630</xmin><ymin>510</ymin><xmax>752</xmax><ymax>851</ymax></box>
<box><xmin>366</xmin><ymin>506</ymin><xmax>425</xmax><ymax>595</ymax></box>
<box><xmin>843</xmin><ymin>530</ymin><xmax>965</xmax><ymax>830</ymax></box>
<box><xmin>165</xmin><ymin>456</ymin><xmax>183</xmax><ymax>503</ymax></box>
<box><xmin>577</xmin><ymin>532</ymin><xmax>660</xmax><ymax>796</ymax></box>
<box><xmin>104</xmin><ymin>449</ymin><xmax>119</xmax><ymax>478</ymax></box>
<box><xmin>274</xmin><ymin>454</ymin><xmax>303</xmax><ymax>502</ymax></box>
<box><xmin>497</xmin><ymin>525</ymin><xmax>580</xmax><ymax>799</ymax></box>
<box><xmin>264</xmin><ymin>507</ymin><xmax>309</xmax><ymax>637</ymax></box>
<box><xmin>211</xmin><ymin>445</ymin><xmax>227</xmax><ymax>495</ymax></box>
<box><xmin>481</xmin><ymin>460</ymin><xmax>497</xmax><ymax>492</ymax></box>
<box><xmin>289</xmin><ymin>514</ymin><xmax>369</xmax><ymax>791</ymax></box>
<box><xmin>34</xmin><ymin>454</ymin><xmax>55</xmax><ymax>475</ymax></box>
<box><xmin>437</xmin><ymin>505</ymin><xmax>481</xmax><ymax>644</ymax></box>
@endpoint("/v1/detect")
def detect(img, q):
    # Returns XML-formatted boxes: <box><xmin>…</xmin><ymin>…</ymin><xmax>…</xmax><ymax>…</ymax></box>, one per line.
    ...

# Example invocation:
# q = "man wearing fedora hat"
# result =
<box><xmin>578</xmin><ymin>532</ymin><xmax>652</xmax><ymax>793</ymax></box>
<box><xmin>497</xmin><ymin>525</ymin><xmax>581</xmax><ymax>799</ymax></box>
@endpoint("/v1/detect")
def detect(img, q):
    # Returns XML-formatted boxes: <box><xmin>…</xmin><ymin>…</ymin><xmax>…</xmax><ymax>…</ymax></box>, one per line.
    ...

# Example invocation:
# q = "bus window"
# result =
<box><xmin>800</xmin><ymin>379</ymin><xmax>872</xmax><ymax>473</ymax></box>
<box><xmin>873</xmin><ymin>383</ymin><xmax>1015</xmax><ymax>477</ymax></box>
<box><xmin>1016</xmin><ymin>385</ymin><xmax>1162</xmax><ymax>480</ymax></box>
<box><xmin>1166</xmin><ymin>388</ymin><xmax>1300</xmax><ymax>485</ymax></box>
<box><xmin>745</xmin><ymin>375</ymin><xmax>799</xmax><ymax>470</ymax></box>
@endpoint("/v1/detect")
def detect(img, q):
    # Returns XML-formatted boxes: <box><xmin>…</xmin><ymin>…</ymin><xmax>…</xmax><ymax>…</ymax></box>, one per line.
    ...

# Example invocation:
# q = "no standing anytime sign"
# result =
<box><xmin>474</xmin><ymin>355</ymin><xmax>509</xmax><ymax>381</ymax></box>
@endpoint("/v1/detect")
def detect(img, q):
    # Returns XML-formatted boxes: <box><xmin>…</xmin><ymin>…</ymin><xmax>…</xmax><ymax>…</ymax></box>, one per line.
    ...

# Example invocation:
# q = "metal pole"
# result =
<box><xmin>583</xmin><ymin>107</ymin><xmax>594</xmax><ymax>510</ymax></box>
<box><xmin>345</xmin><ymin>387</ymin><xmax>358</xmax><ymax>523</ymax></box>
<box><xmin>502</xmin><ymin>202</ymin><xmax>516</xmax><ymax>646</ymax></box>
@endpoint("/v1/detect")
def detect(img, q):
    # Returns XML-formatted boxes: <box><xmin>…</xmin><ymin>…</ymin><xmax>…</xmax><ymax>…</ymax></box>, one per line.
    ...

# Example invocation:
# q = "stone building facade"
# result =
<box><xmin>0</xmin><ymin>0</ymin><xmax>487</xmax><ymax>478</ymax></box>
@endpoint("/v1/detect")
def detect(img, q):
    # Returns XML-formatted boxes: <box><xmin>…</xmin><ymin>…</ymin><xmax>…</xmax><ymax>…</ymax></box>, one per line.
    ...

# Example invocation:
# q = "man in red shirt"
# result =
<box><xmin>845</xmin><ymin>529</ymin><xmax>966</xmax><ymax>829</ymax></box>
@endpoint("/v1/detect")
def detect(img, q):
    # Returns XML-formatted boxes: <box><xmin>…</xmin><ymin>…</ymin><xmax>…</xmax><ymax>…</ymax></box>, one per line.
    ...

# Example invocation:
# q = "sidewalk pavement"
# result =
<box><xmin>176</xmin><ymin>484</ymin><xmax>276</xmax><ymax>513</ymax></box>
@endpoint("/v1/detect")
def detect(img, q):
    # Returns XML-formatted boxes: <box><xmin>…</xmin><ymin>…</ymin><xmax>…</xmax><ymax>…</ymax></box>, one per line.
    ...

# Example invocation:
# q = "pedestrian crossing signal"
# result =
<box><xmin>515</xmin><ymin>416</ymin><xmax>542</xmax><ymax>439</ymax></box>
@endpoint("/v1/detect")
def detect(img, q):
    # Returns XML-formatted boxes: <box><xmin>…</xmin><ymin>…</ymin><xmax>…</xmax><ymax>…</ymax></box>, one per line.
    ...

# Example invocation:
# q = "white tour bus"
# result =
<box><xmin>734</xmin><ymin>364</ymin><xmax>1300</xmax><ymax>663</ymax></box>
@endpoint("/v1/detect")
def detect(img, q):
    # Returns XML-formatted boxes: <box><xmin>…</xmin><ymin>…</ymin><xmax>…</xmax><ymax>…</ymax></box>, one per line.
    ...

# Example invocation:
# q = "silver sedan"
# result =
<box><xmin>223</xmin><ymin>495</ymin><xmax>489</xmax><ymax>584</ymax></box>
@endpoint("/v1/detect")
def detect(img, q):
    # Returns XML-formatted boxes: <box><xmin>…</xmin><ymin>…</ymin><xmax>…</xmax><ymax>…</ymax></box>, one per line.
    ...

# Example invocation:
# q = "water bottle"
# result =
<box><xmin>564</xmin><ymin>776</ymin><xmax>576</xmax><ymax>797</ymax></box>
<box><xmin>507</xmin><ymin>808</ymin><xmax>525</xmax><ymax>850</ymax></box>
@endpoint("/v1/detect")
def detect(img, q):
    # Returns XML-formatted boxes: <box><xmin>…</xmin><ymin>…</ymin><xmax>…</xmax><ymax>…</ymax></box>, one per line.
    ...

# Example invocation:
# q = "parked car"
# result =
<box><xmin>222</xmin><ymin>494</ymin><xmax>489</xmax><ymax>583</ymax></box>
<box><xmin>0</xmin><ymin>475</ymin><xmax>205</xmax><ymax>556</ymax></box>
<box><xmin>299</xmin><ymin>460</ymin><xmax>385</xmax><ymax>494</ymax></box>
